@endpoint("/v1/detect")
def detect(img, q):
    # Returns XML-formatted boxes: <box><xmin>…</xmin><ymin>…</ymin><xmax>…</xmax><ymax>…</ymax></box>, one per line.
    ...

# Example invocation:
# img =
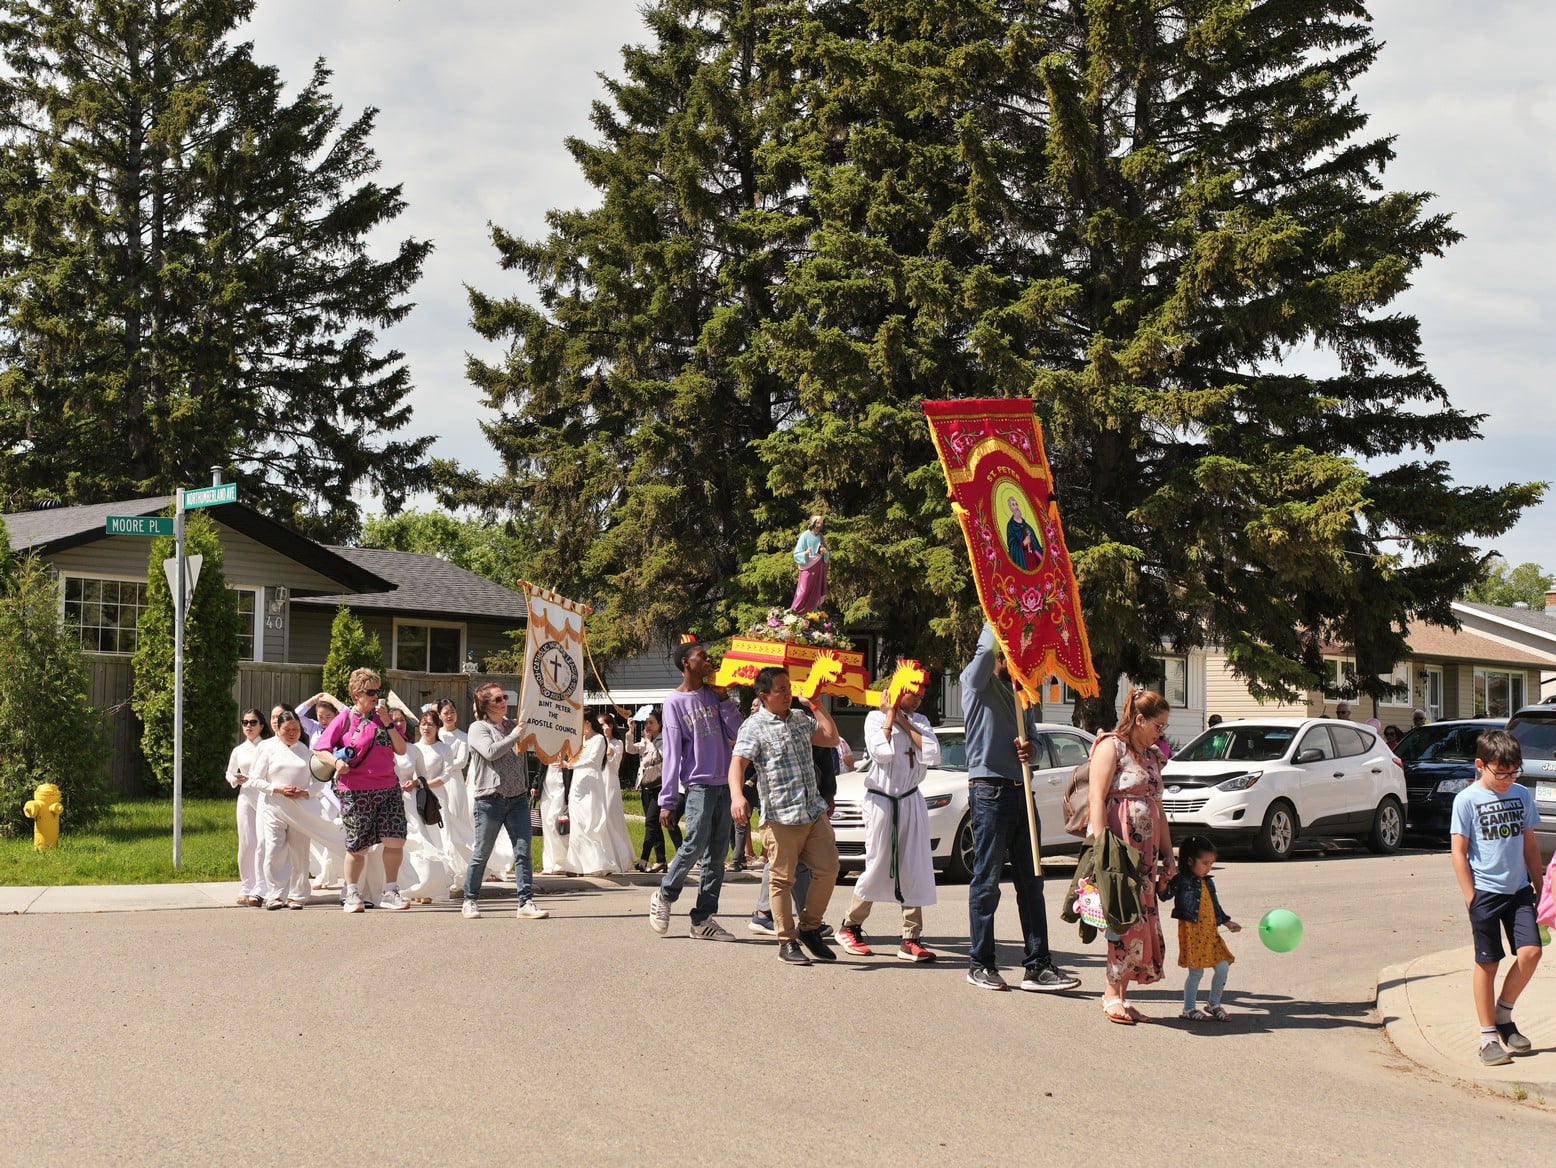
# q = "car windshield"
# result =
<box><xmin>936</xmin><ymin>736</ymin><xmax>966</xmax><ymax>771</ymax></box>
<box><xmin>1175</xmin><ymin>726</ymin><xmax>1297</xmax><ymax>763</ymax></box>
<box><xmin>1394</xmin><ymin>725</ymin><xmax>1483</xmax><ymax>764</ymax></box>
<box><xmin>1509</xmin><ymin>714</ymin><xmax>1556</xmax><ymax>761</ymax></box>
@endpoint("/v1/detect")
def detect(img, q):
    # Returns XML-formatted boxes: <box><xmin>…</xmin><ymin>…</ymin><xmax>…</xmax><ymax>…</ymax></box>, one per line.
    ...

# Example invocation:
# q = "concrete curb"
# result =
<box><xmin>1379</xmin><ymin>945</ymin><xmax>1556</xmax><ymax>1098</ymax></box>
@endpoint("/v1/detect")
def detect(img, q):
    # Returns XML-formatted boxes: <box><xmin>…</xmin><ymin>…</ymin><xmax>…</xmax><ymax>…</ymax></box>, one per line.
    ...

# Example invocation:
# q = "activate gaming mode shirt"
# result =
<box><xmin>1451</xmin><ymin>780</ymin><xmax>1541</xmax><ymax>893</ymax></box>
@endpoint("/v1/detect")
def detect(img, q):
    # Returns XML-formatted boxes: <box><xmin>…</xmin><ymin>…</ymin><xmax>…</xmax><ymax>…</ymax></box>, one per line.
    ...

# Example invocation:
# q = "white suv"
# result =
<box><xmin>831</xmin><ymin>723</ymin><xmax>1095</xmax><ymax>880</ymax></box>
<box><xmin>1160</xmin><ymin>718</ymin><xmax>1406</xmax><ymax>860</ymax></box>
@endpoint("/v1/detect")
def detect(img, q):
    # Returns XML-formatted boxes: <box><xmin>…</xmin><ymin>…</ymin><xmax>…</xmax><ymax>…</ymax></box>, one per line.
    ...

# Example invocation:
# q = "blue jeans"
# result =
<box><xmin>464</xmin><ymin>792</ymin><xmax>535</xmax><ymax>905</ymax></box>
<box><xmin>967</xmin><ymin>779</ymin><xmax>1051</xmax><ymax>971</ymax></box>
<box><xmin>659</xmin><ymin>784</ymin><xmax>730</xmax><ymax>925</ymax></box>
<box><xmin>1184</xmin><ymin>961</ymin><xmax>1230</xmax><ymax>1009</ymax></box>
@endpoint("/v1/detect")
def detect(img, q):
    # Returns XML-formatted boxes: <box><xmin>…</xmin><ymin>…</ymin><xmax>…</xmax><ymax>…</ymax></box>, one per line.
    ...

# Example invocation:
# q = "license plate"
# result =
<box><xmin>1537</xmin><ymin>783</ymin><xmax>1556</xmax><ymax>804</ymax></box>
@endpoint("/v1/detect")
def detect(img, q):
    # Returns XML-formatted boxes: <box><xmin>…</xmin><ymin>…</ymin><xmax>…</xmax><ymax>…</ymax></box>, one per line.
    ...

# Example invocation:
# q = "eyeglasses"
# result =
<box><xmin>240</xmin><ymin>718</ymin><xmax>260</xmax><ymax>727</ymax></box>
<box><xmin>1486</xmin><ymin>766</ymin><xmax>1522</xmax><ymax>781</ymax></box>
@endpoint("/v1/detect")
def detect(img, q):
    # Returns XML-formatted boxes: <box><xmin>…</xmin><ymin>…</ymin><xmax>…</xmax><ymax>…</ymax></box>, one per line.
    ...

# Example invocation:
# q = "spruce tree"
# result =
<box><xmin>321</xmin><ymin>605</ymin><xmax>384</xmax><ymax>701</ymax></box>
<box><xmin>0</xmin><ymin>555</ymin><xmax>108</xmax><ymax>832</ymax></box>
<box><xmin>131</xmin><ymin>510</ymin><xmax>240</xmax><ymax>794</ymax></box>
<box><xmin>0</xmin><ymin>0</ymin><xmax>431</xmax><ymax>539</ymax></box>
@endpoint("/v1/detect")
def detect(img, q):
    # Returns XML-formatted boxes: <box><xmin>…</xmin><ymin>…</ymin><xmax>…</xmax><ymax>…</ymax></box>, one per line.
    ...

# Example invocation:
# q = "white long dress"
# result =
<box><xmin>394</xmin><ymin>746</ymin><xmax>457</xmax><ymax>901</ymax></box>
<box><xmin>565</xmin><ymin>736</ymin><xmax>620</xmax><ymax>875</ymax></box>
<box><xmin>226</xmin><ymin>738</ymin><xmax>264</xmax><ymax>899</ymax></box>
<box><xmin>437</xmin><ymin>727</ymin><xmax>476</xmax><ymax>879</ymax></box>
<box><xmin>249</xmin><ymin>737</ymin><xmax>320</xmax><ymax>904</ymax></box>
<box><xmin>601</xmin><ymin>738</ymin><xmax>637</xmax><ymax>872</ymax></box>
<box><xmin>854</xmin><ymin>709</ymin><xmax>940</xmax><ymax>908</ymax></box>
<box><xmin>540</xmin><ymin>764</ymin><xmax>570</xmax><ymax>874</ymax></box>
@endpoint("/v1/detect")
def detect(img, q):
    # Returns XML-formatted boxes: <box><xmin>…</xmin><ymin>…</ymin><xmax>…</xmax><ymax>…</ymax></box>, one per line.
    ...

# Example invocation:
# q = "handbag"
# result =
<box><xmin>414</xmin><ymin>777</ymin><xmax>443</xmax><ymax>827</ymax></box>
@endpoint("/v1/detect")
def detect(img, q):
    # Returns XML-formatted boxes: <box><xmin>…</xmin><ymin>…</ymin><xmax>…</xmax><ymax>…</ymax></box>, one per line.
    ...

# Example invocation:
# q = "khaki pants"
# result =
<box><xmin>843</xmin><ymin>893</ymin><xmax>924</xmax><ymax>940</ymax></box>
<box><xmin>760</xmin><ymin>816</ymin><xmax>840</xmax><ymax>943</ymax></box>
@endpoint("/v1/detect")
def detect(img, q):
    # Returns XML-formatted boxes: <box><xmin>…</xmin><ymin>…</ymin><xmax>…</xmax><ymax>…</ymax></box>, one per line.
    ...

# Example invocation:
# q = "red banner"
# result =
<box><xmin>923</xmin><ymin>399</ymin><xmax>1098</xmax><ymax>702</ymax></box>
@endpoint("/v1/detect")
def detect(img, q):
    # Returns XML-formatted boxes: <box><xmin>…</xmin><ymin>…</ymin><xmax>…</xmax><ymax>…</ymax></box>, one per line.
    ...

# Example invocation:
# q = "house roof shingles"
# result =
<box><xmin>295</xmin><ymin>546</ymin><xmax>528</xmax><ymax>622</ymax></box>
<box><xmin>1403</xmin><ymin>619</ymin><xmax>1556</xmax><ymax>668</ymax></box>
<box><xmin>3</xmin><ymin>496</ymin><xmax>171</xmax><ymax>550</ymax></box>
<box><xmin>1456</xmin><ymin>602</ymin><xmax>1556</xmax><ymax>642</ymax></box>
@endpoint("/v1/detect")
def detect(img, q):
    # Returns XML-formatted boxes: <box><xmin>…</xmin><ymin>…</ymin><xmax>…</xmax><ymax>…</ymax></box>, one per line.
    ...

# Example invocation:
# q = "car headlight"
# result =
<box><xmin>1435</xmin><ymin>778</ymin><xmax>1471</xmax><ymax>796</ymax></box>
<box><xmin>925</xmin><ymin>794</ymin><xmax>952</xmax><ymax>809</ymax></box>
<box><xmin>1216</xmin><ymin>771</ymin><xmax>1262</xmax><ymax>792</ymax></box>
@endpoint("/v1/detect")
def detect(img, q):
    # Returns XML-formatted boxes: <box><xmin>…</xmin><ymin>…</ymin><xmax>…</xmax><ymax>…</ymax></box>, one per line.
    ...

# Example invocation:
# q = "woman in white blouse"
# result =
<box><xmin>599</xmin><ymin>714</ymin><xmax>637</xmax><ymax>873</ymax></box>
<box><xmin>564</xmin><ymin>713</ymin><xmax>619</xmax><ymax>875</ymax></box>
<box><xmin>226</xmin><ymin>708</ymin><xmax>269</xmax><ymax>906</ymax></box>
<box><xmin>249</xmin><ymin>706</ymin><xmax>318</xmax><ymax>909</ymax></box>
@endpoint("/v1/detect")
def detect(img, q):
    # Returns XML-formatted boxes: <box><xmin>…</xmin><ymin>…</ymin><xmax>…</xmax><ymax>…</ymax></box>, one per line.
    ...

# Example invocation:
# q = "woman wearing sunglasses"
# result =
<box><xmin>462</xmin><ymin>682</ymin><xmax>547</xmax><ymax>920</ymax></box>
<box><xmin>313</xmin><ymin>668</ymin><xmax>411</xmax><ymax>912</ymax></box>
<box><xmin>226</xmin><ymin>707</ymin><xmax>271</xmax><ymax>906</ymax></box>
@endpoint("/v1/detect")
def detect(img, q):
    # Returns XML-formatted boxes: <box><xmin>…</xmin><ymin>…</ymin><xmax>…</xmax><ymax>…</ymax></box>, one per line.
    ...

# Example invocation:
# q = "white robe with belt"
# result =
<box><xmin>854</xmin><ymin>709</ymin><xmax>939</xmax><ymax>908</ymax></box>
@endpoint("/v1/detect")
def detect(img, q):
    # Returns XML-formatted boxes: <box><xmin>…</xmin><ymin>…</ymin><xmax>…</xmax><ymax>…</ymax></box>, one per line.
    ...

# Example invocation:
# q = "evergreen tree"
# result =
<box><xmin>0</xmin><ymin>554</ymin><xmax>108</xmax><ymax>833</ymax></box>
<box><xmin>131</xmin><ymin>510</ymin><xmax>240</xmax><ymax>794</ymax></box>
<box><xmin>321</xmin><ymin>605</ymin><xmax>384</xmax><ymax>701</ymax></box>
<box><xmin>0</xmin><ymin>0</ymin><xmax>431</xmax><ymax>540</ymax></box>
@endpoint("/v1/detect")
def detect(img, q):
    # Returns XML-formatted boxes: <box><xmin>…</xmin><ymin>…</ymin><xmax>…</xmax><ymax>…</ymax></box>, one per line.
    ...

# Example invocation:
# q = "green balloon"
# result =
<box><xmin>1259</xmin><ymin>908</ymin><xmax>1304</xmax><ymax>953</ymax></box>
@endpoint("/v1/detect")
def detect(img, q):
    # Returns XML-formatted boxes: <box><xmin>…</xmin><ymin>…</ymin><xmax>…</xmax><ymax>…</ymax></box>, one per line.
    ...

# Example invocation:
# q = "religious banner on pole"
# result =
<box><xmin>923</xmin><ymin>399</ymin><xmax>1099</xmax><ymax>704</ymax></box>
<box><xmin>517</xmin><ymin>581</ymin><xmax>592</xmax><ymax>765</ymax></box>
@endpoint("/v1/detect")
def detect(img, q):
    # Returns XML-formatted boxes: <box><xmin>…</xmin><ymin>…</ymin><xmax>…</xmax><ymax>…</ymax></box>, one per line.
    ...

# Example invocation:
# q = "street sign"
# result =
<box><xmin>105</xmin><ymin>515</ymin><xmax>173</xmax><ymax>536</ymax></box>
<box><xmin>162</xmin><ymin>554</ymin><xmax>203</xmax><ymax>614</ymax></box>
<box><xmin>181</xmin><ymin>482</ymin><xmax>237</xmax><ymax>509</ymax></box>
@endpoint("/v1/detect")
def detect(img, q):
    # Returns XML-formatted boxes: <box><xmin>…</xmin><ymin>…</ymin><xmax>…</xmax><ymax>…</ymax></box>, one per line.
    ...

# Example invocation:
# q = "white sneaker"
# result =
<box><xmin>379</xmin><ymin>889</ymin><xmax>410</xmax><ymax>911</ymax></box>
<box><xmin>515</xmin><ymin>900</ymin><xmax>550</xmax><ymax>920</ymax></box>
<box><xmin>648</xmin><ymin>889</ymin><xmax>670</xmax><ymax>934</ymax></box>
<box><xmin>461</xmin><ymin>899</ymin><xmax>482</xmax><ymax>919</ymax></box>
<box><xmin>342</xmin><ymin>891</ymin><xmax>365</xmax><ymax>914</ymax></box>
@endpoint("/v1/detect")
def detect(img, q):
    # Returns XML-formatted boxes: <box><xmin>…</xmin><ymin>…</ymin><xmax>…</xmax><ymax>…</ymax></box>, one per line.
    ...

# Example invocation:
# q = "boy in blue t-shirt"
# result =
<box><xmin>1450</xmin><ymin>729</ymin><xmax>1544</xmax><ymax>1067</ymax></box>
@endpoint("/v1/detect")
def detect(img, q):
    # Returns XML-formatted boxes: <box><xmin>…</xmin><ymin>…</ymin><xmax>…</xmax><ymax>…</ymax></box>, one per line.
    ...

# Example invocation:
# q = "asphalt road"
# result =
<box><xmin>3</xmin><ymin>843</ymin><xmax>1554</xmax><ymax>1166</ymax></box>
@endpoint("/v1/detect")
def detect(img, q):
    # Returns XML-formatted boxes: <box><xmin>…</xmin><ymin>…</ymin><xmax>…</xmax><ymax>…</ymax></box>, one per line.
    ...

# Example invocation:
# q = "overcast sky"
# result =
<box><xmin>245</xmin><ymin>0</ymin><xmax>1555</xmax><ymax>568</ymax></box>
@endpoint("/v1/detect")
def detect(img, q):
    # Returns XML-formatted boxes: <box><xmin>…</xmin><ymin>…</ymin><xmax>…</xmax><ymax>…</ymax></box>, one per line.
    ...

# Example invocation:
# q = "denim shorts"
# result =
<box><xmin>340</xmin><ymin>786</ymin><xmax>408</xmax><ymax>853</ymax></box>
<box><xmin>1468</xmin><ymin>885</ymin><xmax>1539</xmax><ymax>964</ymax></box>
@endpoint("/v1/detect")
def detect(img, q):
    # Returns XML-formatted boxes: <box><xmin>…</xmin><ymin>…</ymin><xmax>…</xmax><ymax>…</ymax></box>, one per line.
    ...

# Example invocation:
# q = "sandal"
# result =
<box><xmin>1180</xmin><ymin>1008</ymin><xmax>1209</xmax><ymax>1021</ymax></box>
<box><xmin>1125</xmin><ymin>1006</ymin><xmax>1151</xmax><ymax>1024</ymax></box>
<box><xmin>1101</xmin><ymin>998</ymin><xmax>1136</xmax><ymax>1025</ymax></box>
<box><xmin>1206</xmin><ymin>1004</ymin><xmax>1229</xmax><ymax>1021</ymax></box>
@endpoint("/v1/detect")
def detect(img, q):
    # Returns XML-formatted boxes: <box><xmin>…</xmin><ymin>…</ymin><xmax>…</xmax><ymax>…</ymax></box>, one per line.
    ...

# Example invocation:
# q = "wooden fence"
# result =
<box><xmin>88</xmin><ymin>656</ymin><xmax>523</xmax><ymax>795</ymax></box>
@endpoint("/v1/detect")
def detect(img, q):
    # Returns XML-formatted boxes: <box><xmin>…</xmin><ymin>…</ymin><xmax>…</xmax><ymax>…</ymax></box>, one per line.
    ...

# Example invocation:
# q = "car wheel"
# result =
<box><xmin>942</xmin><ymin>815</ymin><xmax>975</xmax><ymax>883</ymax></box>
<box><xmin>1367</xmin><ymin>796</ymin><xmax>1404</xmax><ymax>854</ymax></box>
<box><xmin>1253</xmin><ymin>800</ymin><xmax>1298</xmax><ymax>861</ymax></box>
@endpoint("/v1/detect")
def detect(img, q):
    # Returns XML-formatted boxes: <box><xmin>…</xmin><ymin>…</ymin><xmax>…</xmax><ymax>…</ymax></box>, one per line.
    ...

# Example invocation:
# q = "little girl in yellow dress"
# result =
<box><xmin>1169</xmin><ymin>836</ymin><xmax>1242</xmax><ymax>1021</ymax></box>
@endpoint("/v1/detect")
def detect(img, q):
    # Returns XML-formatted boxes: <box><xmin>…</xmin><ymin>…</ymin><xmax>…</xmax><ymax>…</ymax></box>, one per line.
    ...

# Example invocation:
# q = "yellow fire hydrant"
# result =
<box><xmin>23</xmin><ymin>783</ymin><xmax>64</xmax><ymax>851</ymax></box>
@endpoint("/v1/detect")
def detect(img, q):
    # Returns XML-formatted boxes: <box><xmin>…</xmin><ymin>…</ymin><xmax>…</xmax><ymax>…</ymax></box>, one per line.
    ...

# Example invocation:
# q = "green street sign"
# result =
<box><xmin>106</xmin><ymin>515</ymin><xmax>174</xmax><ymax>536</ymax></box>
<box><xmin>181</xmin><ymin>482</ymin><xmax>237</xmax><ymax>509</ymax></box>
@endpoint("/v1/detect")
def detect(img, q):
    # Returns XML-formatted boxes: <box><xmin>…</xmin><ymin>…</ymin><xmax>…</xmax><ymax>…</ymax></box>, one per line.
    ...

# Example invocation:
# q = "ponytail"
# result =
<box><xmin>1114</xmin><ymin>688</ymin><xmax>1169</xmax><ymax>736</ymax></box>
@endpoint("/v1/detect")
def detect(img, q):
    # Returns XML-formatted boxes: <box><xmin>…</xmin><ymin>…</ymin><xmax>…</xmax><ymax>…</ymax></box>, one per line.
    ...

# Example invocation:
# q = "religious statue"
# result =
<box><xmin>789</xmin><ymin>514</ymin><xmax>829</xmax><ymax>613</ymax></box>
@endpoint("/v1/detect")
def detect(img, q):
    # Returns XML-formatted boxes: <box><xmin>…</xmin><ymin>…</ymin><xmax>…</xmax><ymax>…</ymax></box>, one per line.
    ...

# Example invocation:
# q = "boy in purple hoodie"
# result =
<box><xmin>649</xmin><ymin>641</ymin><xmax>744</xmax><ymax>940</ymax></box>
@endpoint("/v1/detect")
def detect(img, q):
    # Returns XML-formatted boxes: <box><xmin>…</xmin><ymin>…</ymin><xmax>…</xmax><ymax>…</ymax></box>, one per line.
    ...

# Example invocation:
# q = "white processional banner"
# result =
<box><xmin>517</xmin><ymin>582</ymin><xmax>591</xmax><ymax>765</ymax></box>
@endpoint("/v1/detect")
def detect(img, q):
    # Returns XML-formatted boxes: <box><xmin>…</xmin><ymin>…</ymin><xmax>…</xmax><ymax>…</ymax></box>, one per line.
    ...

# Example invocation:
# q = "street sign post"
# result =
<box><xmin>170</xmin><ymin>479</ymin><xmax>236</xmax><ymax>869</ymax></box>
<box><xmin>105</xmin><ymin>515</ymin><xmax>174</xmax><ymax>537</ymax></box>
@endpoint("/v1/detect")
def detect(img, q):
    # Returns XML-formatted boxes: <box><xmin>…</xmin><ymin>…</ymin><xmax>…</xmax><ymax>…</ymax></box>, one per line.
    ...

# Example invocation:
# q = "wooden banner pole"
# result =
<box><xmin>1012</xmin><ymin>678</ymin><xmax>1041</xmax><ymax>872</ymax></box>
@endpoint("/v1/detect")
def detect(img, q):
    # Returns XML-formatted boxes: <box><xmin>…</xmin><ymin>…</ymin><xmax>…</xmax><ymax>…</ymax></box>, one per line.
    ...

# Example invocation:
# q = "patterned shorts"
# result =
<box><xmin>340</xmin><ymin>786</ymin><xmax>408</xmax><ymax>853</ymax></box>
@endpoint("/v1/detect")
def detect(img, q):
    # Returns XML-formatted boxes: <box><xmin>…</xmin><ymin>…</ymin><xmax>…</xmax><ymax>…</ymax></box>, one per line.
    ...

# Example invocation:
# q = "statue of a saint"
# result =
<box><xmin>789</xmin><ymin>515</ymin><xmax>829</xmax><ymax>613</ymax></box>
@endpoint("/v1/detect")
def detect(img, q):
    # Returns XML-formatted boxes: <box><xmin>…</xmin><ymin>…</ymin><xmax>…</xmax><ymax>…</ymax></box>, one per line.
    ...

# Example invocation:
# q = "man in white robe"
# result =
<box><xmin>836</xmin><ymin>687</ymin><xmax>940</xmax><ymax>961</ymax></box>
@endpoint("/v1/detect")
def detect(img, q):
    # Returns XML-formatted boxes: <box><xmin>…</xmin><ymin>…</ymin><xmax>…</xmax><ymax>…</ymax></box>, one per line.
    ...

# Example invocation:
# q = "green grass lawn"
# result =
<box><xmin>0</xmin><ymin>792</ymin><xmax>741</xmax><ymax>886</ymax></box>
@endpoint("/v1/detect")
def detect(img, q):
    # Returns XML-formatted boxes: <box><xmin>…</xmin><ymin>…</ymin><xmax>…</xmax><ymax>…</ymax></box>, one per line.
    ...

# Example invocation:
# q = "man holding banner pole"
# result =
<box><xmin>961</xmin><ymin>624</ymin><xmax>1081</xmax><ymax>993</ymax></box>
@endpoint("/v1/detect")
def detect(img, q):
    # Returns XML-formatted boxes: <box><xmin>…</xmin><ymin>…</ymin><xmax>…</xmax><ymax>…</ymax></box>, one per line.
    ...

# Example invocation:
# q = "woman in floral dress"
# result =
<box><xmin>1086</xmin><ymin>688</ymin><xmax>1177</xmax><ymax>1024</ymax></box>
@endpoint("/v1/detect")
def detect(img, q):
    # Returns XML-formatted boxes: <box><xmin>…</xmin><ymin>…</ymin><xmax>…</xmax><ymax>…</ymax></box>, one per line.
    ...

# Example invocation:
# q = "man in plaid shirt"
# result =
<box><xmin>730</xmin><ymin>666</ymin><xmax>843</xmax><ymax>965</ymax></box>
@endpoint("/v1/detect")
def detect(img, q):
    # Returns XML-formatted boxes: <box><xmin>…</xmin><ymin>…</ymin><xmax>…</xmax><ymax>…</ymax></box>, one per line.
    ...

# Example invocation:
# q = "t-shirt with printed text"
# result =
<box><xmin>1450</xmin><ymin>780</ymin><xmax>1541</xmax><ymax>894</ymax></box>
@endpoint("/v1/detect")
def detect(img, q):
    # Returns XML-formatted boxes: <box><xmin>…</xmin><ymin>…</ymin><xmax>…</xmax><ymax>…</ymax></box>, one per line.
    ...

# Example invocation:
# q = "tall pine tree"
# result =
<box><xmin>0</xmin><ymin>0</ymin><xmax>431</xmax><ymax>538</ymax></box>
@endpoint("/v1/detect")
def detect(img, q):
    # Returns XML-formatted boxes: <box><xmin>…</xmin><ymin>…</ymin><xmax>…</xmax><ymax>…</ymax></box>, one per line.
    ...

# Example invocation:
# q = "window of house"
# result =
<box><xmin>394</xmin><ymin>620</ymin><xmax>465</xmax><ymax>673</ymax></box>
<box><xmin>233</xmin><ymin>588</ymin><xmax>259</xmax><ymax>661</ymax></box>
<box><xmin>1377</xmin><ymin>662</ymin><xmax>1411</xmax><ymax>706</ymax></box>
<box><xmin>1474</xmin><ymin>669</ymin><xmax>1526</xmax><ymax>718</ymax></box>
<box><xmin>1045</xmin><ymin>676</ymin><xmax>1076</xmax><ymax>704</ymax></box>
<box><xmin>1324</xmin><ymin>656</ymin><xmax>1357</xmax><ymax>696</ymax></box>
<box><xmin>1150</xmin><ymin>656</ymin><xmax>1188</xmax><ymax>708</ymax></box>
<box><xmin>62</xmin><ymin>576</ymin><xmax>149</xmax><ymax>654</ymax></box>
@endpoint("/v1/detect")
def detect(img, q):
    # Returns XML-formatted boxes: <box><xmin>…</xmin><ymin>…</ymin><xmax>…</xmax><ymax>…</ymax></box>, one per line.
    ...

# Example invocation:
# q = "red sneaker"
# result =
<box><xmin>837</xmin><ymin>923</ymin><xmax>873</xmax><ymax>956</ymax></box>
<box><xmin>897</xmin><ymin>939</ymin><xmax>936</xmax><ymax>963</ymax></box>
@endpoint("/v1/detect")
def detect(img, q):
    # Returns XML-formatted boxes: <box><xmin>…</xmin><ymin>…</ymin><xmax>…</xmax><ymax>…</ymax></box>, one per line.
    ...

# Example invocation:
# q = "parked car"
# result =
<box><xmin>1160</xmin><ymin>718</ymin><xmax>1406</xmax><ymax>860</ymax></box>
<box><xmin>1394</xmin><ymin>718</ymin><xmax>1505</xmax><ymax>838</ymax></box>
<box><xmin>1505</xmin><ymin>704</ymin><xmax>1556</xmax><ymax>864</ymax></box>
<box><xmin>831</xmin><ymin>722</ymin><xmax>1095</xmax><ymax>881</ymax></box>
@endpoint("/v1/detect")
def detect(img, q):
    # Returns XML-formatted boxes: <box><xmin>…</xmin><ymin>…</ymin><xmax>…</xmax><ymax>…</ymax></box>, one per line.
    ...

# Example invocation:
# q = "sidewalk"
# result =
<box><xmin>0</xmin><ymin>867</ymin><xmax>764</xmax><ymax>915</ymax></box>
<box><xmin>1379</xmin><ymin>946</ymin><xmax>1556</xmax><ymax>1096</ymax></box>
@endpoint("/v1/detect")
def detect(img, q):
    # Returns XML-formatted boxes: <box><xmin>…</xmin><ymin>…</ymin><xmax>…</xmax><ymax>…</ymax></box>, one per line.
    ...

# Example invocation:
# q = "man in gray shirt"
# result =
<box><xmin>961</xmin><ymin>624</ymin><xmax>1079</xmax><ymax>993</ymax></box>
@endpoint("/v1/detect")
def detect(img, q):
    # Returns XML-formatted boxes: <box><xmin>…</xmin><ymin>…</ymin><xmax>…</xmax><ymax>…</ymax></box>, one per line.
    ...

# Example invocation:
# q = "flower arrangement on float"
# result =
<box><xmin>742</xmin><ymin>607</ymin><xmax>854</xmax><ymax>650</ymax></box>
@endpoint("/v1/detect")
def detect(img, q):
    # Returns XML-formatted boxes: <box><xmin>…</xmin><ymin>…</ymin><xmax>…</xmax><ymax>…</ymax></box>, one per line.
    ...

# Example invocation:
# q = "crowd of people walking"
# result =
<box><xmin>224</xmin><ymin>630</ymin><xmax>1242</xmax><ymax>1022</ymax></box>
